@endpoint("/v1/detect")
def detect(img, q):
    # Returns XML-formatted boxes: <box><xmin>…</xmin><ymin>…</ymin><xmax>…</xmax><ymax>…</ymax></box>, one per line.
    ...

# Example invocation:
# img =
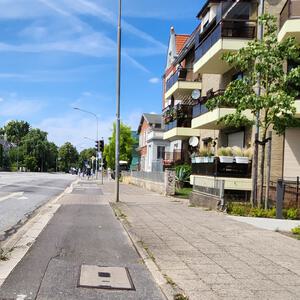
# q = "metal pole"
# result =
<box><xmin>101</xmin><ymin>138</ymin><xmax>104</xmax><ymax>185</ymax></box>
<box><xmin>265</xmin><ymin>131</ymin><xmax>272</xmax><ymax>209</ymax></box>
<box><xmin>251</xmin><ymin>0</ymin><xmax>265</xmax><ymax>206</ymax></box>
<box><xmin>115</xmin><ymin>0</ymin><xmax>122</xmax><ymax>202</ymax></box>
<box><xmin>96</xmin><ymin>117</ymin><xmax>99</xmax><ymax>179</ymax></box>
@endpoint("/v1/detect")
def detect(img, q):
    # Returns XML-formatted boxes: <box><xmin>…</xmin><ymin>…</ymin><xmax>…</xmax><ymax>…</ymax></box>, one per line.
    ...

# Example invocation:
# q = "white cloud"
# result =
<box><xmin>0</xmin><ymin>99</ymin><xmax>44</xmax><ymax>117</ymax></box>
<box><xmin>35</xmin><ymin>114</ymin><xmax>115</xmax><ymax>146</ymax></box>
<box><xmin>149</xmin><ymin>77</ymin><xmax>160</xmax><ymax>84</ymax></box>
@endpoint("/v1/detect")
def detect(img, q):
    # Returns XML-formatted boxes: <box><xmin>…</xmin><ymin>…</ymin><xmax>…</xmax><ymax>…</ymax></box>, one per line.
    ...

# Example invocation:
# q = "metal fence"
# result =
<box><xmin>123</xmin><ymin>171</ymin><xmax>165</xmax><ymax>183</ymax></box>
<box><xmin>192</xmin><ymin>176</ymin><xmax>225</xmax><ymax>204</ymax></box>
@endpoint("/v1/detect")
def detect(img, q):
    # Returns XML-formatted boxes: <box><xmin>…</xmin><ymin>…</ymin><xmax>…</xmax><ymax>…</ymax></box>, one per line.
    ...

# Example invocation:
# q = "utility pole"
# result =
<box><xmin>251</xmin><ymin>0</ymin><xmax>265</xmax><ymax>206</ymax></box>
<box><xmin>115</xmin><ymin>0</ymin><xmax>122</xmax><ymax>202</ymax></box>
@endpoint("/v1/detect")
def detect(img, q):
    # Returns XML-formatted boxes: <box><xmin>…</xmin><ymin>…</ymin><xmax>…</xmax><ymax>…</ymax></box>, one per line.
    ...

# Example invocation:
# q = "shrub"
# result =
<box><xmin>286</xmin><ymin>208</ymin><xmax>298</xmax><ymax>220</ymax></box>
<box><xmin>227</xmin><ymin>202</ymin><xmax>251</xmax><ymax>216</ymax></box>
<box><xmin>291</xmin><ymin>226</ymin><xmax>300</xmax><ymax>235</ymax></box>
<box><xmin>175</xmin><ymin>165</ymin><xmax>192</xmax><ymax>189</ymax></box>
<box><xmin>249</xmin><ymin>208</ymin><xmax>268</xmax><ymax>218</ymax></box>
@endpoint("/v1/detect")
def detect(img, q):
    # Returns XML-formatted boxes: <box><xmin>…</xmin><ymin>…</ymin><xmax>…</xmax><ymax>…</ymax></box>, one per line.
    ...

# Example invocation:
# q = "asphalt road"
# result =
<box><xmin>0</xmin><ymin>172</ymin><xmax>75</xmax><ymax>239</ymax></box>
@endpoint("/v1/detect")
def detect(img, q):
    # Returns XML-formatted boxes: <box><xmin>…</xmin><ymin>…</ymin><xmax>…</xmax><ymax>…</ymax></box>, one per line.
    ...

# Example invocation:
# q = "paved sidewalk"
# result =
<box><xmin>0</xmin><ymin>180</ymin><xmax>164</xmax><ymax>300</ymax></box>
<box><xmin>106</xmin><ymin>183</ymin><xmax>300</xmax><ymax>300</ymax></box>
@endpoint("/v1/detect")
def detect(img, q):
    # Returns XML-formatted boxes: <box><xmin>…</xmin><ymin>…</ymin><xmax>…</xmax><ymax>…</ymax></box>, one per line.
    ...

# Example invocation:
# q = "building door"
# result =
<box><xmin>284</xmin><ymin>128</ymin><xmax>300</xmax><ymax>179</ymax></box>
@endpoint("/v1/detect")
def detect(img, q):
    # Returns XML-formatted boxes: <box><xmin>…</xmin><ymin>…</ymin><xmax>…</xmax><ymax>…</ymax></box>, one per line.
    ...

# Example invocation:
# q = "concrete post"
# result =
<box><xmin>164</xmin><ymin>169</ymin><xmax>176</xmax><ymax>196</ymax></box>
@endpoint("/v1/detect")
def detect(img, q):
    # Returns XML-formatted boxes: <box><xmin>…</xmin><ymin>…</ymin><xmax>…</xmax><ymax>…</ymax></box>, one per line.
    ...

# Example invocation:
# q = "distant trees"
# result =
<box><xmin>104</xmin><ymin>122</ymin><xmax>135</xmax><ymax>169</ymax></box>
<box><xmin>58</xmin><ymin>142</ymin><xmax>79</xmax><ymax>172</ymax></box>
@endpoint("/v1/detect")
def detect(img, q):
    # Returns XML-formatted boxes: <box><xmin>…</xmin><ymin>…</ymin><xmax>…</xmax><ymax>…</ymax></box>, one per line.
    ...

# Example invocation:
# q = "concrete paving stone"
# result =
<box><xmin>176</xmin><ymin>279</ymin><xmax>211</xmax><ymax>292</ymax></box>
<box><xmin>163</xmin><ymin>269</ymin><xmax>199</xmax><ymax>281</ymax></box>
<box><xmin>267</xmin><ymin>274</ymin><xmax>300</xmax><ymax>286</ymax></box>
<box><xmin>188</xmin><ymin>263</ymin><xmax>228</xmax><ymax>275</ymax></box>
<box><xmin>251</xmin><ymin>290</ymin><xmax>297</xmax><ymax>300</ymax></box>
<box><xmin>201</xmin><ymin>273</ymin><xmax>236</xmax><ymax>285</ymax></box>
<box><xmin>237</xmin><ymin>279</ymin><xmax>288</xmax><ymax>291</ymax></box>
<box><xmin>212</xmin><ymin>285</ymin><xmax>255</xmax><ymax>299</ymax></box>
<box><xmin>186</xmin><ymin>290</ymin><xmax>221</xmax><ymax>300</ymax></box>
<box><xmin>251</xmin><ymin>263</ymin><xmax>293</xmax><ymax>275</ymax></box>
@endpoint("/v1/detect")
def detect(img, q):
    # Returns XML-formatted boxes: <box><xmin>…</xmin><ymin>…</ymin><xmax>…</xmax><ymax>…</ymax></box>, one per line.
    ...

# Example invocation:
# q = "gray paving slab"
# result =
<box><xmin>103</xmin><ymin>182</ymin><xmax>300</xmax><ymax>300</ymax></box>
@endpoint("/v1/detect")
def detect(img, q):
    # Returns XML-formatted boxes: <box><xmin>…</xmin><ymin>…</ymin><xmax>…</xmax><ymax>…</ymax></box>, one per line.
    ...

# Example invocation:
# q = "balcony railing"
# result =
<box><xmin>195</xmin><ymin>19</ymin><xmax>256</xmax><ymax>63</ymax></box>
<box><xmin>165</xmin><ymin>68</ymin><xmax>196</xmax><ymax>92</ymax></box>
<box><xmin>164</xmin><ymin>150</ymin><xmax>183</xmax><ymax>165</ymax></box>
<box><xmin>192</xmin><ymin>157</ymin><xmax>252</xmax><ymax>178</ymax></box>
<box><xmin>280</xmin><ymin>0</ymin><xmax>300</xmax><ymax>28</ymax></box>
<box><xmin>192</xmin><ymin>89</ymin><xmax>225</xmax><ymax>118</ymax></box>
<box><xmin>163</xmin><ymin>103</ymin><xmax>194</xmax><ymax>128</ymax></box>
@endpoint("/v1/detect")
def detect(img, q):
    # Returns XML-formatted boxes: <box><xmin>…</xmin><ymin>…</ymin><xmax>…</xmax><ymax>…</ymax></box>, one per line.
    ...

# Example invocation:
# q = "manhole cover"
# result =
<box><xmin>78</xmin><ymin>265</ymin><xmax>135</xmax><ymax>290</ymax></box>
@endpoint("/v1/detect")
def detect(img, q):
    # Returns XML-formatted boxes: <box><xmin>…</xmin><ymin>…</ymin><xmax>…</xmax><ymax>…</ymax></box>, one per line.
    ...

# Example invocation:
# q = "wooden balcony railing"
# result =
<box><xmin>280</xmin><ymin>0</ymin><xmax>300</xmax><ymax>29</ymax></box>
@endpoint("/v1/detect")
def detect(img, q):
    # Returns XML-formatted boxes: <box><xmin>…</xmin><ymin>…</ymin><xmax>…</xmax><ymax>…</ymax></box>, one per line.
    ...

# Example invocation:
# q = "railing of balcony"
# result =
<box><xmin>163</xmin><ymin>103</ymin><xmax>193</xmax><ymax>129</ymax></box>
<box><xmin>280</xmin><ymin>0</ymin><xmax>300</xmax><ymax>29</ymax></box>
<box><xmin>164</xmin><ymin>149</ymin><xmax>183</xmax><ymax>164</ymax></box>
<box><xmin>192</xmin><ymin>157</ymin><xmax>252</xmax><ymax>178</ymax></box>
<box><xmin>192</xmin><ymin>89</ymin><xmax>225</xmax><ymax>118</ymax></box>
<box><xmin>195</xmin><ymin>19</ymin><xmax>256</xmax><ymax>63</ymax></box>
<box><xmin>165</xmin><ymin>68</ymin><xmax>196</xmax><ymax>92</ymax></box>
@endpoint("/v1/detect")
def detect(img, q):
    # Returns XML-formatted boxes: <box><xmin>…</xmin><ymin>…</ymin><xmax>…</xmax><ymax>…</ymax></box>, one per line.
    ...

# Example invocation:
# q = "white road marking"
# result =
<box><xmin>18</xmin><ymin>196</ymin><xmax>29</xmax><ymax>200</ymax></box>
<box><xmin>0</xmin><ymin>192</ymin><xmax>24</xmax><ymax>203</ymax></box>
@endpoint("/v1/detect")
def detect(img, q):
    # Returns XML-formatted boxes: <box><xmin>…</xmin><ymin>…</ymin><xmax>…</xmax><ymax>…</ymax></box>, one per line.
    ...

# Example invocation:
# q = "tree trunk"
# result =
<box><xmin>258</xmin><ymin>131</ymin><xmax>267</xmax><ymax>208</ymax></box>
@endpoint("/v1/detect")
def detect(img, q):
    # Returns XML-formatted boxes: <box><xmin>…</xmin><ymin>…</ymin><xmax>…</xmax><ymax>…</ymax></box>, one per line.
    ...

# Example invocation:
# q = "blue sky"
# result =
<box><xmin>0</xmin><ymin>0</ymin><xmax>203</xmax><ymax>149</ymax></box>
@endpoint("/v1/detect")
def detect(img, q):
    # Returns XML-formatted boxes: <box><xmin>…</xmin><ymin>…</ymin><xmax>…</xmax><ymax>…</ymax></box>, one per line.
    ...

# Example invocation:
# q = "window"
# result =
<box><xmin>154</xmin><ymin>123</ymin><xmax>161</xmax><ymax>129</ymax></box>
<box><xmin>157</xmin><ymin>146</ymin><xmax>165</xmax><ymax>159</ymax></box>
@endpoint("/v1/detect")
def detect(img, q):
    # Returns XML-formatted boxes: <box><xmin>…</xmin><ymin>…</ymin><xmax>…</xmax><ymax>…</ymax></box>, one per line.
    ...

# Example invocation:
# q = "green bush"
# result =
<box><xmin>249</xmin><ymin>208</ymin><xmax>268</xmax><ymax>218</ymax></box>
<box><xmin>291</xmin><ymin>226</ymin><xmax>300</xmax><ymax>235</ymax></box>
<box><xmin>286</xmin><ymin>208</ymin><xmax>298</xmax><ymax>220</ymax></box>
<box><xmin>227</xmin><ymin>202</ymin><xmax>251</xmax><ymax>216</ymax></box>
<box><xmin>175</xmin><ymin>165</ymin><xmax>192</xmax><ymax>189</ymax></box>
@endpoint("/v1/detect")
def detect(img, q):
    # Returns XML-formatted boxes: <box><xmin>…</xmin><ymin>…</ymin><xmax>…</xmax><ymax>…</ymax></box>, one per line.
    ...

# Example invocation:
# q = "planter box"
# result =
<box><xmin>195</xmin><ymin>157</ymin><xmax>201</xmax><ymax>163</ymax></box>
<box><xmin>235</xmin><ymin>157</ymin><xmax>249</xmax><ymax>164</ymax></box>
<box><xmin>219</xmin><ymin>156</ymin><xmax>234</xmax><ymax>163</ymax></box>
<box><xmin>191</xmin><ymin>157</ymin><xmax>196</xmax><ymax>163</ymax></box>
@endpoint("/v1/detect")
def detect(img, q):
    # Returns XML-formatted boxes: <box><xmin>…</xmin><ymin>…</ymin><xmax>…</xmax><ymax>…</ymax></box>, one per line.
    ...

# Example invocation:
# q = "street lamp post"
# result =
<box><xmin>115</xmin><ymin>0</ymin><xmax>122</xmax><ymax>202</ymax></box>
<box><xmin>73</xmin><ymin>107</ymin><xmax>99</xmax><ymax>179</ymax></box>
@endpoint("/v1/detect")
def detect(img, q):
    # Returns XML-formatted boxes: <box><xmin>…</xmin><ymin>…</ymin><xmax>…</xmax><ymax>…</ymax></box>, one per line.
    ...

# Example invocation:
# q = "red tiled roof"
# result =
<box><xmin>175</xmin><ymin>34</ymin><xmax>190</xmax><ymax>54</ymax></box>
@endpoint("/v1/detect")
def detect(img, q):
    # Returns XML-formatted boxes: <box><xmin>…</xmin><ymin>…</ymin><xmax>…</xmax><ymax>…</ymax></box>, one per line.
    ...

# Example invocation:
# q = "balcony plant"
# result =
<box><xmin>199</xmin><ymin>147</ymin><xmax>214</xmax><ymax>163</ymax></box>
<box><xmin>217</xmin><ymin>147</ymin><xmax>234</xmax><ymax>163</ymax></box>
<box><xmin>190</xmin><ymin>152</ymin><xmax>196</xmax><ymax>163</ymax></box>
<box><xmin>232</xmin><ymin>146</ymin><xmax>252</xmax><ymax>164</ymax></box>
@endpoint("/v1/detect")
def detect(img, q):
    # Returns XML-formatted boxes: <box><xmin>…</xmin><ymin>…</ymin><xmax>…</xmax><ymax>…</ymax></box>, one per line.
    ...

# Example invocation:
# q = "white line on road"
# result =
<box><xmin>0</xmin><ymin>192</ymin><xmax>24</xmax><ymax>203</ymax></box>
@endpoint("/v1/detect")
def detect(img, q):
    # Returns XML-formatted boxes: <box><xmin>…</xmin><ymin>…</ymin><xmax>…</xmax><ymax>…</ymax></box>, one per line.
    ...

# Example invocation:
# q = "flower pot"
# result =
<box><xmin>203</xmin><ymin>157</ymin><xmax>209</xmax><ymax>163</ymax></box>
<box><xmin>219</xmin><ymin>156</ymin><xmax>234</xmax><ymax>163</ymax></box>
<box><xmin>235</xmin><ymin>156</ymin><xmax>249</xmax><ymax>164</ymax></box>
<box><xmin>207</xmin><ymin>156</ymin><xmax>214</xmax><ymax>163</ymax></box>
<box><xmin>199</xmin><ymin>157</ymin><xmax>205</xmax><ymax>163</ymax></box>
<box><xmin>195</xmin><ymin>157</ymin><xmax>201</xmax><ymax>163</ymax></box>
<box><xmin>191</xmin><ymin>157</ymin><xmax>196</xmax><ymax>163</ymax></box>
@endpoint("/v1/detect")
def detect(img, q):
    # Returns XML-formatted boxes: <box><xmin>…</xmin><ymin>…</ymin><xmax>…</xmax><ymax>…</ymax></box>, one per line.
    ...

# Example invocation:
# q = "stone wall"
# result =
<box><xmin>122</xmin><ymin>170</ymin><xmax>176</xmax><ymax>196</ymax></box>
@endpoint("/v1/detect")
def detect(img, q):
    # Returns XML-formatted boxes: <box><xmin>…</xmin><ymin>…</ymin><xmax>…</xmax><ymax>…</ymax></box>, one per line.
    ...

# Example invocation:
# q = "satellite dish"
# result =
<box><xmin>191</xmin><ymin>89</ymin><xmax>201</xmax><ymax>100</ymax></box>
<box><xmin>189</xmin><ymin>136</ymin><xmax>199</xmax><ymax>147</ymax></box>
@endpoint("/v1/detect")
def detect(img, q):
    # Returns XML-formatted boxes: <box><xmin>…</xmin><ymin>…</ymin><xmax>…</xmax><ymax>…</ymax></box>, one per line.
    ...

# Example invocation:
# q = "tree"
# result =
<box><xmin>2</xmin><ymin>120</ymin><xmax>30</xmax><ymax>143</ymax></box>
<box><xmin>78</xmin><ymin>148</ymin><xmax>96</xmax><ymax>170</ymax></box>
<box><xmin>58</xmin><ymin>142</ymin><xmax>79</xmax><ymax>172</ymax></box>
<box><xmin>207</xmin><ymin>14</ymin><xmax>300</xmax><ymax>207</ymax></box>
<box><xmin>104</xmin><ymin>122</ymin><xmax>135</xmax><ymax>169</ymax></box>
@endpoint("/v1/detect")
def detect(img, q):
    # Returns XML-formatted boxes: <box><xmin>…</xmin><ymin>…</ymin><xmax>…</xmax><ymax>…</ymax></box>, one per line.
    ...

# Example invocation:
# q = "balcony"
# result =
<box><xmin>163</xmin><ymin>104</ymin><xmax>201</xmax><ymax>141</ymax></box>
<box><xmin>163</xmin><ymin>150</ymin><xmax>183</xmax><ymax>166</ymax></box>
<box><xmin>146</xmin><ymin>129</ymin><xmax>164</xmax><ymax>142</ymax></box>
<box><xmin>278</xmin><ymin>0</ymin><xmax>300</xmax><ymax>42</ymax></box>
<box><xmin>191</xmin><ymin>90</ymin><xmax>253</xmax><ymax>129</ymax></box>
<box><xmin>165</xmin><ymin>68</ymin><xmax>201</xmax><ymax>100</ymax></box>
<box><xmin>193</xmin><ymin>19</ymin><xmax>256</xmax><ymax>75</ymax></box>
<box><xmin>190</xmin><ymin>157</ymin><xmax>252</xmax><ymax>191</ymax></box>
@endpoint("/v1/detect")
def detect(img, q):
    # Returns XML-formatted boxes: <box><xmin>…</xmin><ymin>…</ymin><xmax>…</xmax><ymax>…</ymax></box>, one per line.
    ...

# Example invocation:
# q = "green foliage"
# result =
<box><xmin>1</xmin><ymin>120</ymin><xmax>30</xmax><ymax>143</ymax></box>
<box><xmin>175</xmin><ymin>165</ymin><xmax>192</xmax><ymax>188</ymax></box>
<box><xmin>58</xmin><ymin>142</ymin><xmax>79</xmax><ymax>172</ymax></box>
<box><xmin>175</xmin><ymin>187</ymin><xmax>192</xmax><ymax>199</ymax></box>
<box><xmin>291</xmin><ymin>226</ymin><xmax>300</xmax><ymax>235</ymax></box>
<box><xmin>285</xmin><ymin>208</ymin><xmax>298</xmax><ymax>220</ymax></box>
<box><xmin>78</xmin><ymin>148</ymin><xmax>96</xmax><ymax>170</ymax></box>
<box><xmin>207</xmin><ymin>14</ymin><xmax>300</xmax><ymax>136</ymax></box>
<box><xmin>227</xmin><ymin>202</ymin><xmax>252</xmax><ymax>216</ymax></box>
<box><xmin>103</xmin><ymin>122</ymin><xmax>135</xmax><ymax>169</ymax></box>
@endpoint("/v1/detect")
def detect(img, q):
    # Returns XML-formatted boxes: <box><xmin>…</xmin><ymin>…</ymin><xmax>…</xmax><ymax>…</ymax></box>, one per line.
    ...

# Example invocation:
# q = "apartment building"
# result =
<box><xmin>162</xmin><ymin>27</ymin><xmax>202</xmax><ymax>165</ymax></box>
<box><xmin>137</xmin><ymin>113</ymin><xmax>170</xmax><ymax>172</ymax></box>
<box><xmin>159</xmin><ymin>0</ymin><xmax>300</xmax><ymax>197</ymax></box>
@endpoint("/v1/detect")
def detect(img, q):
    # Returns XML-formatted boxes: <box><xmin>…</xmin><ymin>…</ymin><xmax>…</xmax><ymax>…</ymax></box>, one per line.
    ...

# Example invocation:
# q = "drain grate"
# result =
<box><xmin>78</xmin><ymin>265</ymin><xmax>135</xmax><ymax>290</ymax></box>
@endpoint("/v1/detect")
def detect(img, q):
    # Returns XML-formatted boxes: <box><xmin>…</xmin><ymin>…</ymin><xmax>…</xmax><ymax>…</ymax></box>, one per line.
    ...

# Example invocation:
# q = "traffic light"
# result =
<box><xmin>95</xmin><ymin>140</ymin><xmax>99</xmax><ymax>151</ymax></box>
<box><xmin>99</xmin><ymin>139</ymin><xmax>104</xmax><ymax>152</ymax></box>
